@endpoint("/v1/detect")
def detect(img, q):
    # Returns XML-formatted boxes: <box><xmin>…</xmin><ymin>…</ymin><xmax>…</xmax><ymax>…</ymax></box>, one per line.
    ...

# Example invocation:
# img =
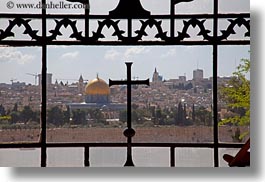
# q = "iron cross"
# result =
<box><xmin>109</xmin><ymin>62</ymin><xmax>149</xmax><ymax>166</ymax></box>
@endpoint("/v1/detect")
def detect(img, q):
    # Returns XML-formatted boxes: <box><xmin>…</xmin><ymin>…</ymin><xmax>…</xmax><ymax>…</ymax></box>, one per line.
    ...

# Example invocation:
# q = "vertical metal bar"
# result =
<box><xmin>84</xmin><ymin>147</ymin><xmax>90</xmax><ymax>167</ymax></box>
<box><xmin>125</xmin><ymin>63</ymin><xmax>134</xmax><ymax>166</ymax></box>
<box><xmin>170</xmin><ymin>147</ymin><xmax>175</xmax><ymax>167</ymax></box>
<box><xmin>127</xmin><ymin>63</ymin><xmax>132</xmax><ymax>129</ymax></box>
<box><xmin>170</xmin><ymin>0</ymin><xmax>175</xmax><ymax>38</ymax></box>
<box><xmin>85</xmin><ymin>0</ymin><xmax>89</xmax><ymax>38</ymax></box>
<box><xmin>41</xmin><ymin>0</ymin><xmax>47</xmax><ymax>167</ymax></box>
<box><xmin>128</xmin><ymin>18</ymin><xmax>132</xmax><ymax>39</ymax></box>
<box><xmin>213</xmin><ymin>0</ymin><xmax>219</xmax><ymax>167</ymax></box>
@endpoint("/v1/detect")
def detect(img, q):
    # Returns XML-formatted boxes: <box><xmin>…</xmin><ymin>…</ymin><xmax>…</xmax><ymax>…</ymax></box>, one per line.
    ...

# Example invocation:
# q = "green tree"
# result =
<box><xmin>72</xmin><ymin>109</ymin><xmax>87</xmax><ymax>125</ymax></box>
<box><xmin>10</xmin><ymin>111</ymin><xmax>20</xmax><ymax>124</ymax></box>
<box><xmin>119</xmin><ymin>110</ymin><xmax>127</xmax><ymax>123</ymax></box>
<box><xmin>20</xmin><ymin>106</ymin><xmax>35</xmax><ymax>123</ymax></box>
<box><xmin>63</xmin><ymin>106</ymin><xmax>71</xmax><ymax>123</ymax></box>
<box><xmin>219</xmin><ymin>58</ymin><xmax>250</xmax><ymax>127</ymax></box>
<box><xmin>47</xmin><ymin>106</ymin><xmax>64</xmax><ymax>126</ymax></box>
<box><xmin>194</xmin><ymin>106</ymin><xmax>212</xmax><ymax>126</ymax></box>
<box><xmin>0</xmin><ymin>104</ymin><xmax>6</xmax><ymax>116</ymax></box>
<box><xmin>12</xmin><ymin>103</ymin><xmax>18</xmax><ymax>112</ymax></box>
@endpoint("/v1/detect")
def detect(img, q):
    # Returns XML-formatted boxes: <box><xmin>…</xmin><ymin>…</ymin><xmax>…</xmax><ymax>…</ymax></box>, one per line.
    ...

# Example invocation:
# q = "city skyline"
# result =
<box><xmin>0</xmin><ymin>45</ymin><xmax>250</xmax><ymax>85</ymax></box>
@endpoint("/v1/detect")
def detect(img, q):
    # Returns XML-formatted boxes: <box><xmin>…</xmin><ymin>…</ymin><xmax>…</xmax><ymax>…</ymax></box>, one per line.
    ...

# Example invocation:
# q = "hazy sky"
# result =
<box><xmin>0</xmin><ymin>0</ymin><xmax>250</xmax><ymax>84</ymax></box>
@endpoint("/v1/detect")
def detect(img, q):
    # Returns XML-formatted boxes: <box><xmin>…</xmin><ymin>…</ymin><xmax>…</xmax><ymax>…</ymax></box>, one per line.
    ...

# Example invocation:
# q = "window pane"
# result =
<box><xmin>47</xmin><ymin>148</ymin><xmax>84</xmax><ymax>167</ymax></box>
<box><xmin>219</xmin><ymin>0</ymin><xmax>249</xmax><ymax>13</ymax></box>
<box><xmin>218</xmin><ymin>45</ymin><xmax>250</xmax><ymax>143</ymax></box>
<box><xmin>0</xmin><ymin>0</ymin><xmax>41</xmax><ymax>14</ymax></box>
<box><xmin>133</xmin><ymin>147</ymin><xmax>170</xmax><ymax>167</ymax></box>
<box><xmin>175</xmin><ymin>148</ymin><xmax>213</xmax><ymax>167</ymax></box>
<box><xmin>89</xmin><ymin>147</ymin><xmax>126</xmax><ymax>167</ymax></box>
<box><xmin>131</xmin><ymin>46</ymin><xmax>213</xmax><ymax>143</ymax></box>
<box><xmin>174</xmin><ymin>0</ymin><xmax>213</xmax><ymax>14</ymax></box>
<box><xmin>0</xmin><ymin>148</ymin><xmax>40</xmax><ymax>167</ymax></box>
<box><xmin>0</xmin><ymin>47</ymin><xmax>41</xmax><ymax>143</ymax></box>
<box><xmin>46</xmin><ymin>46</ymin><xmax>214</xmax><ymax>144</ymax></box>
<box><xmin>219</xmin><ymin>148</ymin><xmax>249</xmax><ymax>167</ymax></box>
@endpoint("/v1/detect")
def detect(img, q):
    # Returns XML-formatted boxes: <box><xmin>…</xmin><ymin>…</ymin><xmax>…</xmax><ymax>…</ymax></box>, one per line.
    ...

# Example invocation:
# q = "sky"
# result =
<box><xmin>0</xmin><ymin>0</ymin><xmax>250</xmax><ymax>84</ymax></box>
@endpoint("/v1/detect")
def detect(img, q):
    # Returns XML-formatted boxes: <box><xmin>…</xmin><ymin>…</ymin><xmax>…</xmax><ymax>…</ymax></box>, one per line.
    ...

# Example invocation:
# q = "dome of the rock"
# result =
<box><xmin>85</xmin><ymin>76</ymin><xmax>110</xmax><ymax>95</ymax></box>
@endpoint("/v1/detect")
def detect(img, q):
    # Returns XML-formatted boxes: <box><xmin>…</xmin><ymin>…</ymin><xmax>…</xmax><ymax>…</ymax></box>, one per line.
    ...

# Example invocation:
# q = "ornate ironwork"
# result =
<box><xmin>0</xmin><ymin>0</ymin><xmax>250</xmax><ymax>44</ymax></box>
<box><xmin>0</xmin><ymin>17</ymin><xmax>250</xmax><ymax>43</ymax></box>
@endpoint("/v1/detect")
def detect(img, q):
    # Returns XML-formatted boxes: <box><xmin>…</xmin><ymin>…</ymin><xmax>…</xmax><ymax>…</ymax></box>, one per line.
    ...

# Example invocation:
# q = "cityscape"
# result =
<box><xmin>0</xmin><ymin>66</ymin><xmax>249</xmax><ymax>141</ymax></box>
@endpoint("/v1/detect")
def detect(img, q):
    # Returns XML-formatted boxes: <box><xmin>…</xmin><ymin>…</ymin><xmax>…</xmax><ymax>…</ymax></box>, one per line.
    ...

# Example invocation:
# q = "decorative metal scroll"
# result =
<box><xmin>0</xmin><ymin>0</ymin><xmax>250</xmax><ymax>44</ymax></box>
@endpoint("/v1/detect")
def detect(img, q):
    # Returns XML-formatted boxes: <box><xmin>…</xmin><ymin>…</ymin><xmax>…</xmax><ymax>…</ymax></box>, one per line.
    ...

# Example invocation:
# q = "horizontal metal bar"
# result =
<box><xmin>0</xmin><ymin>40</ymin><xmax>250</xmax><ymax>46</ymax></box>
<box><xmin>0</xmin><ymin>13</ymin><xmax>250</xmax><ymax>19</ymax></box>
<box><xmin>0</xmin><ymin>142</ymin><xmax>244</xmax><ymax>149</ymax></box>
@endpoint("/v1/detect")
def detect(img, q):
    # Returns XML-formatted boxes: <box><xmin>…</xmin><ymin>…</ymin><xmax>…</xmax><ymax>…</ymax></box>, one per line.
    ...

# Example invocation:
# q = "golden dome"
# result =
<box><xmin>85</xmin><ymin>76</ymin><xmax>110</xmax><ymax>95</ymax></box>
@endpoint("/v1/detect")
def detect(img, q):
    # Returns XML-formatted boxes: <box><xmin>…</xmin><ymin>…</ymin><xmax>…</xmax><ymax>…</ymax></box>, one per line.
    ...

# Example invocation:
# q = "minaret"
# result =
<box><xmin>78</xmin><ymin>74</ymin><xmax>84</xmax><ymax>94</ymax></box>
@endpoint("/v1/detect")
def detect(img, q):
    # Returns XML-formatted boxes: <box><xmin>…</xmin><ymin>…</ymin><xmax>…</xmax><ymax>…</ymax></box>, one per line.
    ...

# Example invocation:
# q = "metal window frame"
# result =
<box><xmin>0</xmin><ymin>0</ymin><xmax>250</xmax><ymax>167</ymax></box>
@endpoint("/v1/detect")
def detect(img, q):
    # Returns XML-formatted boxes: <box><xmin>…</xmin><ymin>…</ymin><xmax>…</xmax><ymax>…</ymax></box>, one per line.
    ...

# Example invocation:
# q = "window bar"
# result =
<box><xmin>170</xmin><ymin>146</ymin><xmax>175</xmax><ymax>167</ymax></box>
<box><xmin>170</xmin><ymin>0</ymin><xmax>175</xmax><ymax>38</ymax></box>
<box><xmin>84</xmin><ymin>147</ymin><xmax>90</xmax><ymax>167</ymax></box>
<box><xmin>85</xmin><ymin>0</ymin><xmax>89</xmax><ymax>38</ymax></box>
<box><xmin>41</xmin><ymin>0</ymin><xmax>47</xmax><ymax>167</ymax></box>
<box><xmin>213</xmin><ymin>0</ymin><xmax>219</xmax><ymax>167</ymax></box>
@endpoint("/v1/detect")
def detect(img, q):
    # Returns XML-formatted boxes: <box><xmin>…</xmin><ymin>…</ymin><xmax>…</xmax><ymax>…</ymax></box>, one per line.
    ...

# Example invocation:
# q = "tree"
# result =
<box><xmin>194</xmin><ymin>106</ymin><xmax>212</xmax><ymax>126</ymax></box>
<box><xmin>72</xmin><ymin>109</ymin><xmax>87</xmax><ymax>125</ymax></box>
<box><xmin>0</xmin><ymin>104</ymin><xmax>6</xmax><ymax>116</ymax></box>
<box><xmin>63</xmin><ymin>106</ymin><xmax>71</xmax><ymax>123</ymax></box>
<box><xmin>12</xmin><ymin>103</ymin><xmax>18</xmax><ymax>112</ymax></box>
<box><xmin>10</xmin><ymin>111</ymin><xmax>20</xmax><ymax>124</ymax></box>
<box><xmin>20</xmin><ymin>106</ymin><xmax>35</xmax><ymax>123</ymax></box>
<box><xmin>219</xmin><ymin>58</ymin><xmax>250</xmax><ymax>127</ymax></box>
<box><xmin>47</xmin><ymin>106</ymin><xmax>64</xmax><ymax>126</ymax></box>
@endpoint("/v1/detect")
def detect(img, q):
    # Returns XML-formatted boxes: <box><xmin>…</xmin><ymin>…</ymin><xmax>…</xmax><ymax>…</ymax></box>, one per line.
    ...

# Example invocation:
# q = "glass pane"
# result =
<box><xmin>46</xmin><ymin>46</ymin><xmax>213</xmax><ymax>144</ymax></box>
<box><xmin>89</xmin><ymin>147</ymin><xmax>126</xmax><ymax>167</ymax></box>
<box><xmin>0</xmin><ymin>148</ymin><xmax>40</xmax><ymax>167</ymax></box>
<box><xmin>90</xmin><ymin>0</ymin><xmax>119</xmax><ymax>15</ymax></box>
<box><xmin>174</xmin><ymin>0</ymin><xmax>213</xmax><ymax>14</ymax></box>
<box><xmin>0</xmin><ymin>0</ymin><xmax>41</xmax><ymax>14</ymax></box>
<box><xmin>131</xmin><ymin>46</ymin><xmax>213</xmax><ymax>143</ymax></box>
<box><xmin>219</xmin><ymin>0</ymin><xmax>249</xmax><ymax>13</ymax></box>
<box><xmin>47</xmin><ymin>46</ymin><xmax>127</xmax><ymax>143</ymax></box>
<box><xmin>133</xmin><ymin>147</ymin><xmax>170</xmax><ymax>167</ymax></box>
<box><xmin>47</xmin><ymin>148</ymin><xmax>84</xmax><ymax>167</ymax></box>
<box><xmin>46</xmin><ymin>0</ymin><xmax>87</xmax><ymax>14</ymax></box>
<box><xmin>0</xmin><ymin>47</ymin><xmax>41</xmax><ymax>143</ymax></box>
<box><xmin>219</xmin><ymin>148</ymin><xmax>249</xmax><ymax>167</ymax></box>
<box><xmin>175</xmin><ymin>148</ymin><xmax>213</xmax><ymax>167</ymax></box>
<box><xmin>218</xmin><ymin>45</ymin><xmax>250</xmax><ymax>143</ymax></box>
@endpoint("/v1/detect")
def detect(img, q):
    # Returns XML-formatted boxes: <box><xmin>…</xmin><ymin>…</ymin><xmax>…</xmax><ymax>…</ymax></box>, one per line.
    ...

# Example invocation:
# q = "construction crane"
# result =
<box><xmin>56</xmin><ymin>78</ymin><xmax>88</xmax><ymax>82</ymax></box>
<box><xmin>10</xmin><ymin>78</ymin><xmax>17</xmax><ymax>84</ymax></box>
<box><xmin>26</xmin><ymin>73</ymin><xmax>38</xmax><ymax>85</ymax></box>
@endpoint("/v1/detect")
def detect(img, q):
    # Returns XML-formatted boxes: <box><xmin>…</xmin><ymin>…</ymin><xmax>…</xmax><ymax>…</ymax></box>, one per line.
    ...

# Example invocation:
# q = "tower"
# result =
<box><xmin>193</xmin><ymin>69</ymin><xmax>203</xmax><ymax>82</ymax></box>
<box><xmin>152</xmin><ymin>68</ymin><xmax>162</xmax><ymax>82</ymax></box>
<box><xmin>78</xmin><ymin>74</ymin><xmax>84</xmax><ymax>94</ymax></box>
<box><xmin>38</xmin><ymin>73</ymin><xmax>52</xmax><ymax>86</ymax></box>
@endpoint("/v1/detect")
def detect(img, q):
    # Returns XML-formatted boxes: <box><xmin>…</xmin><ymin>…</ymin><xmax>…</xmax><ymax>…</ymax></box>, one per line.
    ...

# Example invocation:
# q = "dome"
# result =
<box><xmin>85</xmin><ymin>76</ymin><xmax>110</xmax><ymax>95</ymax></box>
